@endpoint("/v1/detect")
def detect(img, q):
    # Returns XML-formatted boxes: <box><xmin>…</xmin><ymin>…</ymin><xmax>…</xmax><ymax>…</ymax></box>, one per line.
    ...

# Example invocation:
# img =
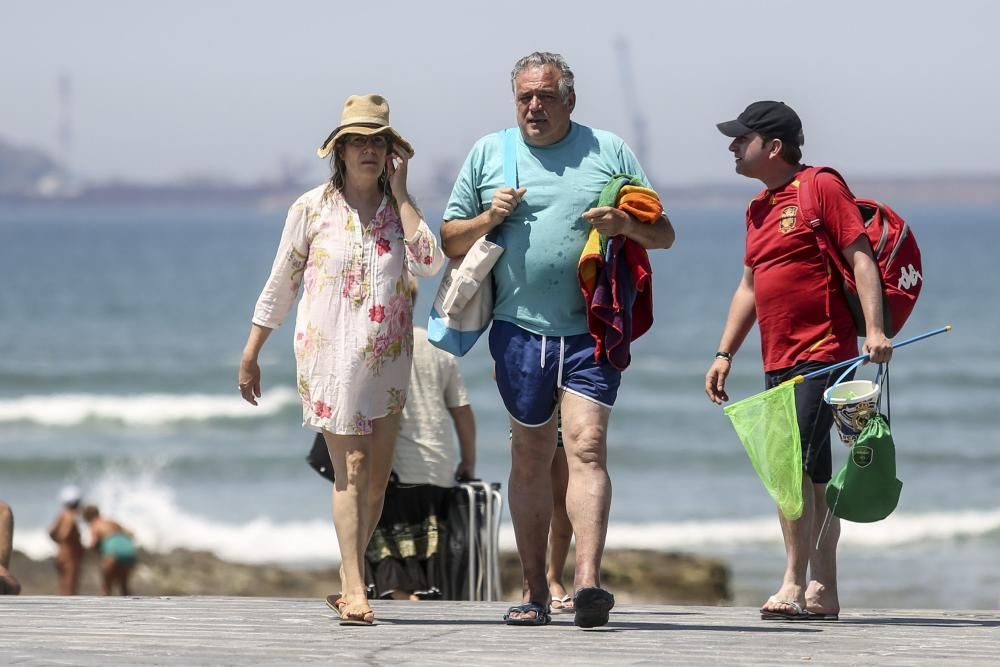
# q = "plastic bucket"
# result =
<box><xmin>824</xmin><ymin>380</ymin><xmax>880</xmax><ymax>445</ymax></box>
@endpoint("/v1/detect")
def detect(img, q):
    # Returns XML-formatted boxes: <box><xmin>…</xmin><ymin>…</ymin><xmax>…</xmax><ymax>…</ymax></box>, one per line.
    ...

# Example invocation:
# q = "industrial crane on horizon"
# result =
<box><xmin>613</xmin><ymin>36</ymin><xmax>653</xmax><ymax>183</ymax></box>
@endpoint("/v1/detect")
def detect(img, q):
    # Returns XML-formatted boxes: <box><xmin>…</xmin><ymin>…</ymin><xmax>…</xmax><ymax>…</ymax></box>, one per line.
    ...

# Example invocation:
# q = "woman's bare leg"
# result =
<box><xmin>324</xmin><ymin>417</ymin><xmax>398</xmax><ymax>621</ymax></box>
<box><xmin>361</xmin><ymin>413</ymin><xmax>401</xmax><ymax>557</ymax></box>
<box><xmin>325</xmin><ymin>432</ymin><xmax>374</xmax><ymax>619</ymax></box>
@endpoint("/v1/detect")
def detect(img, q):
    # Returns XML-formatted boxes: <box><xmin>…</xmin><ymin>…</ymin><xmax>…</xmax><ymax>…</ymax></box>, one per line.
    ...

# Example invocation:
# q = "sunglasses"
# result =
<box><xmin>344</xmin><ymin>134</ymin><xmax>389</xmax><ymax>149</ymax></box>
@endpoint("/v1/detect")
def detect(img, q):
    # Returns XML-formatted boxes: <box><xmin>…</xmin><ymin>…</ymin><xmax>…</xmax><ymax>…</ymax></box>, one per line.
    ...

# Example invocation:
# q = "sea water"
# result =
<box><xmin>1</xmin><ymin>201</ymin><xmax>997</xmax><ymax>608</ymax></box>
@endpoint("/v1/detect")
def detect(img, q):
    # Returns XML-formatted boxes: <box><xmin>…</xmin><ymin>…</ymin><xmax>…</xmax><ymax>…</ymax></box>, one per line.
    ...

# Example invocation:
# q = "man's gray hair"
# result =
<box><xmin>510</xmin><ymin>52</ymin><xmax>575</xmax><ymax>104</ymax></box>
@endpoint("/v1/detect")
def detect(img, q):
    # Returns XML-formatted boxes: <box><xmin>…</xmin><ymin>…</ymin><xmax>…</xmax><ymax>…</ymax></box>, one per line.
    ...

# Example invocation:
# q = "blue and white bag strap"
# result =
<box><xmin>502</xmin><ymin>127</ymin><xmax>518</xmax><ymax>189</ymax></box>
<box><xmin>486</xmin><ymin>129</ymin><xmax>518</xmax><ymax>245</ymax></box>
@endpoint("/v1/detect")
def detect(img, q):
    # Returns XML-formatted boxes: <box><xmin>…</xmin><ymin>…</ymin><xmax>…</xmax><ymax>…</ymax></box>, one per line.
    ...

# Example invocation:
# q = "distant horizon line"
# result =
<box><xmin>56</xmin><ymin>169</ymin><xmax>1000</xmax><ymax>187</ymax></box>
<box><xmin>2</xmin><ymin>171</ymin><xmax>998</xmax><ymax>208</ymax></box>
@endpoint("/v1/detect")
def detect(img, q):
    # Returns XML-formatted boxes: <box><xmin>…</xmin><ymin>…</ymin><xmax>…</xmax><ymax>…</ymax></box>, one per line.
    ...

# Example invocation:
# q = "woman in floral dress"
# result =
<box><xmin>238</xmin><ymin>94</ymin><xmax>443</xmax><ymax>625</ymax></box>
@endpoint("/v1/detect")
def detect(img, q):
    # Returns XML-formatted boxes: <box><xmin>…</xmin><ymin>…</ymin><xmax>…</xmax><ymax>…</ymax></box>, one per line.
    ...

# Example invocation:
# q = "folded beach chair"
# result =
<box><xmin>445</xmin><ymin>481</ymin><xmax>503</xmax><ymax>601</ymax></box>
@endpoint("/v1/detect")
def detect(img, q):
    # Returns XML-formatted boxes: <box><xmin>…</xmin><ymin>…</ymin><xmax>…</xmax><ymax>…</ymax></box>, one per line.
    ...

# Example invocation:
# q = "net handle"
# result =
<box><xmin>785</xmin><ymin>325</ymin><xmax>952</xmax><ymax>385</ymax></box>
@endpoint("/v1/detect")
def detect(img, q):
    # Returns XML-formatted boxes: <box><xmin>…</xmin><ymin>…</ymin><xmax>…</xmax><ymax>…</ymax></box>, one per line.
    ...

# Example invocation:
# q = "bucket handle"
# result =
<box><xmin>822</xmin><ymin>357</ymin><xmax>868</xmax><ymax>403</ymax></box>
<box><xmin>822</xmin><ymin>357</ymin><xmax>889</xmax><ymax>404</ymax></box>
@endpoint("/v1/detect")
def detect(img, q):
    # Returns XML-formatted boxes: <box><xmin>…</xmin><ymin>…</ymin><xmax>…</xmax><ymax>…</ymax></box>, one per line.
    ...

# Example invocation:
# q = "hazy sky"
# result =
<box><xmin>3</xmin><ymin>0</ymin><xmax>998</xmax><ymax>188</ymax></box>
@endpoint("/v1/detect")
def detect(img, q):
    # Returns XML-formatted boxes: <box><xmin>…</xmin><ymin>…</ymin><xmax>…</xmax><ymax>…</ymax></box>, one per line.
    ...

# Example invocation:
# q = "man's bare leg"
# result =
<box><xmin>507</xmin><ymin>416</ymin><xmax>558</xmax><ymax>620</ymax></box>
<box><xmin>56</xmin><ymin>561</ymin><xmax>69</xmax><ymax>595</ymax></box>
<box><xmin>57</xmin><ymin>558</ymin><xmax>81</xmax><ymax>596</ymax></box>
<box><xmin>120</xmin><ymin>563</ymin><xmax>135</xmax><ymax>596</ymax></box>
<box><xmin>99</xmin><ymin>557</ymin><xmax>114</xmax><ymax>596</ymax></box>
<box><xmin>547</xmin><ymin>446</ymin><xmax>573</xmax><ymax>607</ymax></box>
<box><xmin>558</xmin><ymin>393</ymin><xmax>611</xmax><ymax>592</ymax></box>
<box><xmin>0</xmin><ymin>501</ymin><xmax>21</xmax><ymax>595</ymax></box>
<box><xmin>806</xmin><ymin>482</ymin><xmax>840</xmax><ymax>615</ymax></box>
<box><xmin>106</xmin><ymin>560</ymin><xmax>133</xmax><ymax>596</ymax></box>
<box><xmin>761</xmin><ymin>477</ymin><xmax>815</xmax><ymax>616</ymax></box>
<box><xmin>519</xmin><ymin>444</ymin><xmax>573</xmax><ymax>607</ymax></box>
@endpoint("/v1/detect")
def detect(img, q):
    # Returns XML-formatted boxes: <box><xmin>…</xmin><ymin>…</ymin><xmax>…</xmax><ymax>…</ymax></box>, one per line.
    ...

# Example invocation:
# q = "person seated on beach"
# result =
<box><xmin>0</xmin><ymin>500</ymin><xmax>22</xmax><ymax>595</ymax></box>
<box><xmin>81</xmin><ymin>505</ymin><xmax>138</xmax><ymax>596</ymax></box>
<box><xmin>48</xmin><ymin>485</ymin><xmax>84</xmax><ymax>595</ymax></box>
<box><xmin>364</xmin><ymin>322</ymin><xmax>476</xmax><ymax>601</ymax></box>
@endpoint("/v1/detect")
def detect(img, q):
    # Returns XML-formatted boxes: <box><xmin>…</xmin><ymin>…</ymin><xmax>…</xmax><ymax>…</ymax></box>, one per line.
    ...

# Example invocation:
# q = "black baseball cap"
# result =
<box><xmin>717</xmin><ymin>101</ymin><xmax>803</xmax><ymax>144</ymax></box>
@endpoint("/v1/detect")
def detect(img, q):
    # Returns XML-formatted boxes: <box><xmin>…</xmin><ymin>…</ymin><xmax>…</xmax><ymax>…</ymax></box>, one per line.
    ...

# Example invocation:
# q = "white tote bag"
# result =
<box><xmin>436</xmin><ymin>236</ymin><xmax>505</xmax><ymax>317</ymax></box>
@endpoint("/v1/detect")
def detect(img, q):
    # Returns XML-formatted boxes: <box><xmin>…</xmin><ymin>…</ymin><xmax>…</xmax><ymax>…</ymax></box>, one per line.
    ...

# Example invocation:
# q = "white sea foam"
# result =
<box><xmin>14</xmin><ymin>471</ymin><xmax>340</xmax><ymax>564</ymax></box>
<box><xmin>0</xmin><ymin>386</ymin><xmax>301</xmax><ymax>427</ymax></box>
<box><xmin>598</xmin><ymin>510</ymin><xmax>1000</xmax><ymax>551</ymax></box>
<box><xmin>15</xmin><ymin>468</ymin><xmax>1000</xmax><ymax>565</ymax></box>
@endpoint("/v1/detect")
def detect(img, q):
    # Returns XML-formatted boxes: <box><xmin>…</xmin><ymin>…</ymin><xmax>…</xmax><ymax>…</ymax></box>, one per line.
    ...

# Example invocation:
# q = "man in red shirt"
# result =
<box><xmin>705</xmin><ymin>101</ymin><xmax>892</xmax><ymax>621</ymax></box>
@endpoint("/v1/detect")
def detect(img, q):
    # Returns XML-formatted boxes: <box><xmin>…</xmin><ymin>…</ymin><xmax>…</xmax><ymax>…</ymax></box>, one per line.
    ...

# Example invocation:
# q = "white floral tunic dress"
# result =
<box><xmin>252</xmin><ymin>184</ymin><xmax>444</xmax><ymax>435</ymax></box>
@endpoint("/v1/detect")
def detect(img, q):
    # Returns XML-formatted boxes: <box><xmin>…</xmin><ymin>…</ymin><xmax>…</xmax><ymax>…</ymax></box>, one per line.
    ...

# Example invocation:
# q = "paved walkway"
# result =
<box><xmin>2</xmin><ymin>597</ymin><xmax>998</xmax><ymax>665</ymax></box>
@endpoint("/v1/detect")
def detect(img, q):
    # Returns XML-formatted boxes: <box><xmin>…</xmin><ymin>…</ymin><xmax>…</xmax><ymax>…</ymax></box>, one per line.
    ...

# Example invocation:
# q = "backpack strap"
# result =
<box><xmin>797</xmin><ymin>166</ymin><xmax>853</xmax><ymax>278</ymax></box>
<box><xmin>796</xmin><ymin>165</ymin><xmax>849</xmax><ymax>227</ymax></box>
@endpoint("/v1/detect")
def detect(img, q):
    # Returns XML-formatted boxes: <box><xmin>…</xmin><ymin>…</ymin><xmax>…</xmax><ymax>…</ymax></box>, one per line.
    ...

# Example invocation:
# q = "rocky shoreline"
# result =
<box><xmin>7</xmin><ymin>548</ymin><xmax>730</xmax><ymax>604</ymax></box>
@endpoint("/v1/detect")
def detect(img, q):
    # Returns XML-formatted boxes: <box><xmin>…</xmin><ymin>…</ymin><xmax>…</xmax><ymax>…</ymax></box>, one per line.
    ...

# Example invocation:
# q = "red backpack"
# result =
<box><xmin>797</xmin><ymin>166</ymin><xmax>922</xmax><ymax>338</ymax></box>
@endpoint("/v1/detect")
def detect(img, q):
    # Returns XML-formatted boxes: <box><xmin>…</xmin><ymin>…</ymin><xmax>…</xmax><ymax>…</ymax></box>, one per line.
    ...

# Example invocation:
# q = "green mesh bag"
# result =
<box><xmin>724</xmin><ymin>382</ymin><xmax>803</xmax><ymax>520</ymax></box>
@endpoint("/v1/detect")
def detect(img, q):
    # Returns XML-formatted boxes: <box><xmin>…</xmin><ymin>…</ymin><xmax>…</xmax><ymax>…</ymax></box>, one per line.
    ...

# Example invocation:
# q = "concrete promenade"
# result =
<box><xmin>1</xmin><ymin>597</ymin><xmax>998</xmax><ymax>665</ymax></box>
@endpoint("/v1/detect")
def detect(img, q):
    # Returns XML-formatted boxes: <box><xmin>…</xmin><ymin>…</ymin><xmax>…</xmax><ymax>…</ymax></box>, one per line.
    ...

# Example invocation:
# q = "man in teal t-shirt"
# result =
<box><xmin>441</xmin><ymin>51</ymin><xmax>675</xmax><ymax>628</ymax></box>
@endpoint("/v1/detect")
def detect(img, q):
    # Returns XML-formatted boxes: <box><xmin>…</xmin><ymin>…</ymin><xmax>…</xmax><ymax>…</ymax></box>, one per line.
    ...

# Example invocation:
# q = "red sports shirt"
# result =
<box><xmin>744</xmin><ymin>169</ymin><xmax>865</xmax><ymax>371</ymax></box>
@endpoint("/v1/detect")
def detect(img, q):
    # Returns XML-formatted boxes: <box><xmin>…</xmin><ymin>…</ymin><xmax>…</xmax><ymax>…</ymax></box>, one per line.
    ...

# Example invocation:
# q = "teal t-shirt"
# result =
<box><xmin>443</xmin><ymin>122</ymin><xmax>649</xmax><ymax>336</ymax></box>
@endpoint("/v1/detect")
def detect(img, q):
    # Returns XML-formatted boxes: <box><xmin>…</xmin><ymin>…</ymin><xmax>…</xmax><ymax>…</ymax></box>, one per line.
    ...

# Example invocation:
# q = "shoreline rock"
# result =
<box><xmin>8</xmin><ymin>547</ymin><xmax>730</xmax><ymax>604</ymax></box>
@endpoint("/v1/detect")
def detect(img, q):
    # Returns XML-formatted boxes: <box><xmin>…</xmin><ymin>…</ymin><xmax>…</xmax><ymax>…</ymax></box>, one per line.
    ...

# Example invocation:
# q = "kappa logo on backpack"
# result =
<box><xmin>797</xmin><ymin>166</ymin><xmax>922</xmax><ymax>338</ymax></box>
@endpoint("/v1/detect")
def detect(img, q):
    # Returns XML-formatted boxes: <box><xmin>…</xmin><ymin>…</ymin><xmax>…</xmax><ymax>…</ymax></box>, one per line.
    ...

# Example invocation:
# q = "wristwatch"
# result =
<box><xmin>715</xmin><ymin>351</ymin><xmax>733</xmax><ymax>363</ymax></box>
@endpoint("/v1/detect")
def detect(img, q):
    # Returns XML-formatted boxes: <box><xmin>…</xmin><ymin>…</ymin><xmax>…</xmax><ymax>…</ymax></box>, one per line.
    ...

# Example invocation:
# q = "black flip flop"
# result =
<box><xmin>504</xmin><ymin>602</ymin><xmax>551</xmax><ymax>626</ymax></box>
<box><xmin>573</xmin><ymin>587</ymin><xmax>615</xmax><ymax>628</ymax></box>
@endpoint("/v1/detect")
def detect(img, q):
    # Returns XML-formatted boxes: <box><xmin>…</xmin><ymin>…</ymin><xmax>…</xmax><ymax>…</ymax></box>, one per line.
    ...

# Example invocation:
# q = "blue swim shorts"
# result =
<box><xmin>489</xmin><ymin>319</ymin><xmax>622</xmax><ymax>427</ymax></box>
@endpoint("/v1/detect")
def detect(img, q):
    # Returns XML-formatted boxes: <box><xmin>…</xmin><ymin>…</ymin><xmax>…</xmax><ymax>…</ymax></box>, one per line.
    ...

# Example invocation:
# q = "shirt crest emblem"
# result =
<box><xmin>779</xmin><ymin>206</ymin><xmax>798</xmax><ymax>234</ymax></box>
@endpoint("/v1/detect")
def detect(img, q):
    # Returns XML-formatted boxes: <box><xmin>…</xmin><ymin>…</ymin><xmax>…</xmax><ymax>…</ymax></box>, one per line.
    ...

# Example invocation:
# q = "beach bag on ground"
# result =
<box><xmin>825</xmin><ymin>363</ymin><xmax>902</xmax><ymax>522</ymax></box>
<box><xmin>798</xmin><ymin>166</ymin><xmax>922</xmax><ymax>337</ymax></box>
<box><xmin>428</xmin><ymin>128</ymin><xmax>518</xmax><ymax>356</ymax></box>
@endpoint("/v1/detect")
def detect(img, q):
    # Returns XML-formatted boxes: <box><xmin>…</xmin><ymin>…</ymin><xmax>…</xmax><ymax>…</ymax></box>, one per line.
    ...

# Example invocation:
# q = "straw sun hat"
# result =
<box><xmin>316</xmin><ymin>94</ymin><xmax>414</xmax><ymax>159</ymax></box>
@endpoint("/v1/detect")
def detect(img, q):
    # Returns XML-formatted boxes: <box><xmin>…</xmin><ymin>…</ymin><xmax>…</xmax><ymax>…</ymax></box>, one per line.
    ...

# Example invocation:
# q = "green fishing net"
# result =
<box><xmin>723</xmin><ymin>382</ymin><xmax>803</xmax><ymax>520</ymax></box>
